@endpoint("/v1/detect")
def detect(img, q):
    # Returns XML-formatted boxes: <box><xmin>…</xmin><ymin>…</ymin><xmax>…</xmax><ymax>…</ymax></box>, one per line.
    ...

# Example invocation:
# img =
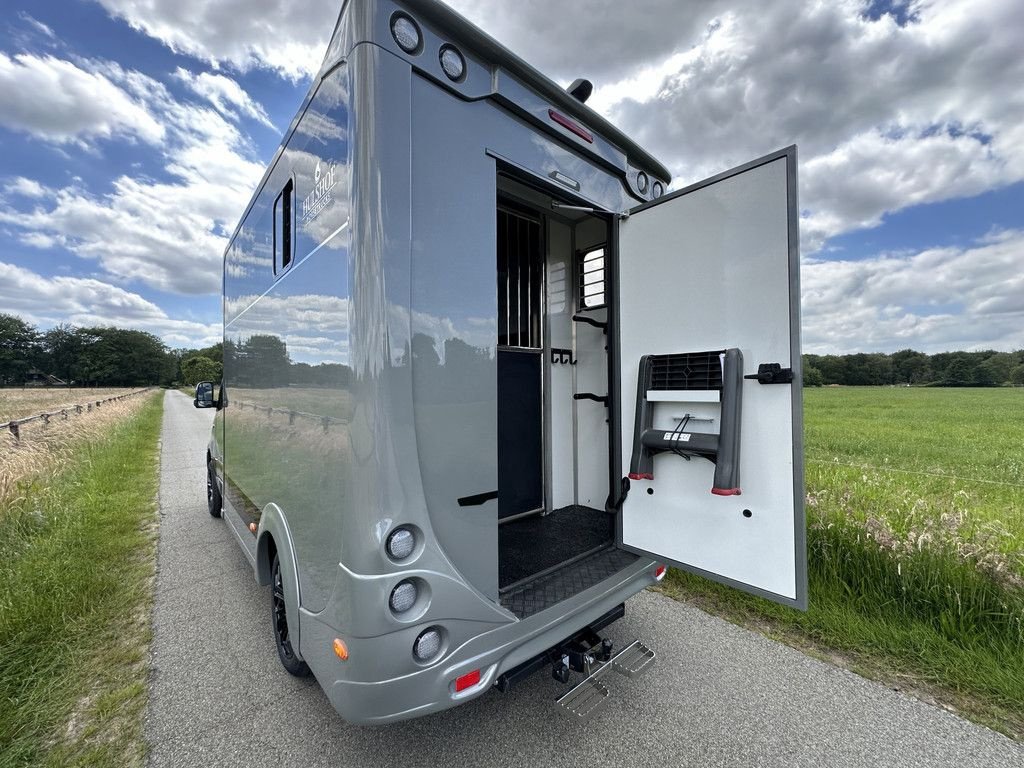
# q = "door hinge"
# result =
<box><xmin>744</xmin><ymin>363</ymin><xmax>794</xmax><ymax>385</ymax></box>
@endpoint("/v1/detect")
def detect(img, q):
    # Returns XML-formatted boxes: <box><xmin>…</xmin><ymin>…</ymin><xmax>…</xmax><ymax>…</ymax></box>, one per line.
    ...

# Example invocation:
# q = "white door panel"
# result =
<box><xmin>616</xmin><ymin>147</ymin><xmax>805</xmax><ymax>608</ymax></box>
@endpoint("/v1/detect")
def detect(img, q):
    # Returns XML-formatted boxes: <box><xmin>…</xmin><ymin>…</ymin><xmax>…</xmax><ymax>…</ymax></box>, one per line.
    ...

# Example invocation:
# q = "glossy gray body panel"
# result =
<box><xmin>209</xmin><ymin>0</ymin><xmax>800</xmax><ymax>726</ymax></box>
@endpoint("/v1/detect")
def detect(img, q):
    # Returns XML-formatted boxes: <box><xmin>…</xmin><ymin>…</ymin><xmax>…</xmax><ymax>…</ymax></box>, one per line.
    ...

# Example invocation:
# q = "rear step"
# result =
<box><xmin>555</xmin><ymin>639</ymin><xmax>656</xmax><ymax>720</ymax></box>
<box><xmin>556</xmin><ymin>676</ymin><xmax>609</xmax><ymax>719</ymax></box>
<box><xmin>612</xmin><ymin>639</ymin><xmax>656</xmax><ymax>678</ymax></box>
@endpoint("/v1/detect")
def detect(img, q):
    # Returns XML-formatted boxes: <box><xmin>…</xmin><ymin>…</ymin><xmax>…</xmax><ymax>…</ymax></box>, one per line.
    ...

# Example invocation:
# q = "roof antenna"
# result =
<box><xmin>567</xmin><ymin>78</ymin><xmax>593</xmax><ymax>104</ymax></box>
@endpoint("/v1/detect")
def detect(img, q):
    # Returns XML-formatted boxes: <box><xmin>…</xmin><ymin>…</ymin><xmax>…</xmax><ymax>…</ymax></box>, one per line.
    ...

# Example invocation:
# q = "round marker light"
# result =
<box><xmin>390</xmin><ymin>580</ymin><xmax>418</xmax><ymax>613</ymax></box>
<box><xmin>439</xmin><ymin>45</ymin><xmax>465</xmax><ymax>81</ymax></box>
<box><xmin>636</xmin><ymin>171</ymin><xmax>649</xmax><ymax>194</ymax></box>
<box><xmin>386</xmin><ymin>527</ymin><xmax>415</xmax><ymax>560</ymax></box>
<box><xmin>414</xmin><ymin>627</ymin><xmax>443</xmax><ymax>662</ymax></box>
<box><xmin>391</xmin><ymin>14</ymin><xmax>421</xmax><ymax>54</ymax></box>
<box><xmin>653</xmin><ymin>181</ymin><xmax>664</xmax><ymax>199</ymax></box>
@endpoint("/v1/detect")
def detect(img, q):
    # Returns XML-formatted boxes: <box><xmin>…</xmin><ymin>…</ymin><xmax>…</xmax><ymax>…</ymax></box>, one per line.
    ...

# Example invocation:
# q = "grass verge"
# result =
<box><xmin>657</xmin><ymin>467</ymin><xmax>1024</xmax><ymax>740</ymax></box>
<box><xmin>657</xmin><ymin>388</ymin><xmax>1024</xmax><ymax>739</ymax></box>
<box><xmin>0</xmin><ymin>392</ymin><xmax>163</xmax><ymax>767</ymax></box>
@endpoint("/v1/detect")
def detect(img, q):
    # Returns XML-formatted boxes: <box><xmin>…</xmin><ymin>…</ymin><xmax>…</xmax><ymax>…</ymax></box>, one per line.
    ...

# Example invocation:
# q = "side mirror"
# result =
<box><xmin>194</xmin><ymin>381</ymin><xmax>215</xmax><ymax>409</ymax></box>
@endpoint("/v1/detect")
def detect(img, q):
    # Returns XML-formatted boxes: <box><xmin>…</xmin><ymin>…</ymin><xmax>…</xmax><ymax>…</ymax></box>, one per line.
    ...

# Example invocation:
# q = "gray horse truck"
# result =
<box><xmin>194</xmin><ymin>0</ymin><xmax>805</xmax><ymax>724</ymax></box>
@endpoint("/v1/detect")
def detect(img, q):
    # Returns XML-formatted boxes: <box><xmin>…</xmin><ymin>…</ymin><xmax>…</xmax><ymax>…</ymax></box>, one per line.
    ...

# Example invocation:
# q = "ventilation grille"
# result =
<box><xmin>649</xmin><ymin>350</ymin><xmax>725</xmax><ymax>391</ymax></box>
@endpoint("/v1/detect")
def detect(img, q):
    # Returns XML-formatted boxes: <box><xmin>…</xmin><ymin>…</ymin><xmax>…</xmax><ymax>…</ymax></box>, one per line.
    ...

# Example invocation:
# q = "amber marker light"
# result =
<box><xmin>248</xmin><ymin>522</ymin><xmax>257</xmax><ymax>533</ymax></box>
<box><xmin>333</xmin><ymin>638</ymin><xmax>349</xmax><ymax>661</ymax></box>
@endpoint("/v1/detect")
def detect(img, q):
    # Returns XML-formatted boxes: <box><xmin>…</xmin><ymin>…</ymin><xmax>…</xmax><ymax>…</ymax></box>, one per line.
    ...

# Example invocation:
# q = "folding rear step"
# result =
<box><xmin>556</xmin><ymin>676</ymin><xmax>609</xmax><ymax>719</ymax></box>
<box><xmin>555</xmin><ymin>639</ymin><xmax>656</xmax><ymax>720</ymax></box>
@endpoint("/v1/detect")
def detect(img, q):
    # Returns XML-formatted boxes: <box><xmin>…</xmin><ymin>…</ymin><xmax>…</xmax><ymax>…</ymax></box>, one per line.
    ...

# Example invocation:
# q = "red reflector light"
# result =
<box><xmin>654</xmin><ymin>565</ymin><xmax>667</xmax><ymax>581</ymax></box>
<box><xmin>548</xmin><ymin>109</ymin><xmax>594</xmax><ymax>143</ymax></box>
<box><xmin>628</xmin><ymin>472</ymin><xmax>653</xmax><ymax>481</ymax></box>
<box><xmin>455</xmin><ymin>669</ymin><xmax>481</xmax><ymax>692</ymax></box>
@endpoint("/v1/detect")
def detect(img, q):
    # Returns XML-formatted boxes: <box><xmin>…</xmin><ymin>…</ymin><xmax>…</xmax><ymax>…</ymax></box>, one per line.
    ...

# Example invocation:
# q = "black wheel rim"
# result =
<box><xmin>272</xmin><ymin>561</ymin><xmax>295</xmax><ymax>660</ymax></box>
<box><xmin>206</xmin><ymin>466</ymin><xmax>214</xmax><ymax>505</ymax></box>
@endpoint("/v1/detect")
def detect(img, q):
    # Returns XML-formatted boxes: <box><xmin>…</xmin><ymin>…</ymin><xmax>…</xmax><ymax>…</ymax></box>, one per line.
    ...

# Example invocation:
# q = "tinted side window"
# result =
<box><xmin>273</xmin><ymin>179</ymin><xmax>294</xmax><ymax>274</ymax></box>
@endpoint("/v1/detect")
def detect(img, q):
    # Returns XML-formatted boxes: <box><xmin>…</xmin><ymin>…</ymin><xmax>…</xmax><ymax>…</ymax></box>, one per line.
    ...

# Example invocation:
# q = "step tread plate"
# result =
<box><xmin>556</xmin><ymin>676</ymin><xmax>609</xmax><ymax>720</ymax></box>
<box><xmin>611</xmin><ymin>640</ymin><xmax>656</xmax><ymax>678</ymax></box>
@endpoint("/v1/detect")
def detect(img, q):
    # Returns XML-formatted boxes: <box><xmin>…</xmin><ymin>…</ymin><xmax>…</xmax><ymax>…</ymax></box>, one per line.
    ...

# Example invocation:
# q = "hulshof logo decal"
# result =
<box><xmin>303</xmin><ymin>160</ymin><xmax>337</xmax><ymax>223</ymax></box>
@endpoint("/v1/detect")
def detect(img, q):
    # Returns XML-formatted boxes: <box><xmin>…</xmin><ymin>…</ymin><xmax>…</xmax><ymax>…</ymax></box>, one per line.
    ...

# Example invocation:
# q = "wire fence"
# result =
<box><xmin>2</xmin><ymin>388</ymin><xmax>154</xmax><ymax>442</ymax></box>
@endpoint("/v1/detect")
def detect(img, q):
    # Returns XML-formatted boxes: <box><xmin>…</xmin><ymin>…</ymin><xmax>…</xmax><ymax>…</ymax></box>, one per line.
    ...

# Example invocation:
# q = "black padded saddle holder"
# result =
<box><xmin>627</xmin><ymin>348</ymin><xmax>743</xmax><ymax>496</ymax></box>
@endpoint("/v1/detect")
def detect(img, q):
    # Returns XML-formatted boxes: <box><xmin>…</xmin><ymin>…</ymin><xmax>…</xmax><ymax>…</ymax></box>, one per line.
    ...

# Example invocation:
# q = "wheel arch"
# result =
<box><xmin>256</xmin><ymin>504</ymin><xmax>305</xmax><ymax>660</ymax></box>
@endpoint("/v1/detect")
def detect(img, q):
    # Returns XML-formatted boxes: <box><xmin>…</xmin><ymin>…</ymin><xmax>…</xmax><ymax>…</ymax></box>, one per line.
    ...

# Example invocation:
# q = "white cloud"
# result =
<box><xmin>450</xmin><ymin>1</ymin><xmax>1024</xmax><ymax>253</ymax></box>
<box><xmin>604</xmin><ymin>0</ymin><xmax>1024</xmax><ymax>248</ymax></box>
<box><xmin>84</xmin><ymin>0</ymin><xmax>1024</xmax><ymax>253</ymax></box>
<box><xmin>0</xmin><ymin>56</ymin><xmax>265</xmax><ymax>295</ymax></box>
<box><xmin>174</xmin><ymin>68</ymin><xmax>275</xmax><ymax>128</ymax></box>
<box><xmin>4</xmin><ymin>0</ymin><xmax>1022</xmax><ymax>357</ymax></box>
<box><xmin>0</xmin><ymin>53</ymin><xmax>165</xmax><ymax>145</ymax></box>
<box><xmin>17</xmin><ymin>12</ymin><xmax>56</xmax><ymax>40</ymax></box>
<box><xmin>96</xmin><ymin>0</ymin><xmax>336</xmax><ymax>79</ymax></box>
<box><xmin>802</xmin><ymin>229</ymin><xmax>1024</xmax><ymax>354</ymax></box>
<box><xmin>0</xmin><ymin>261</ymin><xmax>220</xmax><ymax>347</ymax></box>
<box><xmin>446</xmin><ymin>0</ymin><xmax>725</xmax><ymax>86</ymax></box>
<box><xmin>3</xmin><ymin>177</ymin><xmax>48</xmax><ymax>198</ymax></box>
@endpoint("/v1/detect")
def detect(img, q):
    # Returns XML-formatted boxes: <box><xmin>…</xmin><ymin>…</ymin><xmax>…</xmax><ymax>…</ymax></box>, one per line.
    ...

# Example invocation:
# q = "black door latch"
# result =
<box><xmin>744</xmin><ymin>363</ymin><xmax>794</xmax><ymax>384</ymax></box>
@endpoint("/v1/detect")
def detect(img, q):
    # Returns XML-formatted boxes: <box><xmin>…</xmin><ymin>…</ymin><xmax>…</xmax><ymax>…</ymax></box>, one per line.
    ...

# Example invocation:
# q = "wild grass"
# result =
<box><xmin>0</xmin><ymin>388</ymin><xmax>136</xmax><ymax>422</ymax></box>
<box><xmin>660</xmin><ymin>386</ymin><xmax>1024</xmax><ymax>738</ymax></box>
<box><xmin>0</xmin><ymin>392</ymin><xmax>162</xmax><ymax>767</ymax></box>
<box><xmin>0</xmin><ymin>389</ymin><xmax>152</xmax><ymax>509</ymax></box>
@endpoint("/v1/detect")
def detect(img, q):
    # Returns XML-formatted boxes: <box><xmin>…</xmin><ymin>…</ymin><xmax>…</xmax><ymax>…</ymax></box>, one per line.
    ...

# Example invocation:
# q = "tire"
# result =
<box><xmin>206</xmin><ymin>459</ymin><xmax>222</xmax><ymax>518</ymax></box>
<box><xmin>272</xmin><ymin>554</ymin><xmax>311</xmax><ymax>677</ymax></box>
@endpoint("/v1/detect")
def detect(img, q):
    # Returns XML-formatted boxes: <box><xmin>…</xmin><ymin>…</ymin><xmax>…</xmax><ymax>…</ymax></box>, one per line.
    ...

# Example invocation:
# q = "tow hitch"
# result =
<box><xmin>553</xmin><ymin>632</ymin><xmax>656</xmax><ymax>720</ymax></box>
<box><xmin>493</xmin><ymin>604</ymin><xmax>655</xmax><ymax>719</ymax></box>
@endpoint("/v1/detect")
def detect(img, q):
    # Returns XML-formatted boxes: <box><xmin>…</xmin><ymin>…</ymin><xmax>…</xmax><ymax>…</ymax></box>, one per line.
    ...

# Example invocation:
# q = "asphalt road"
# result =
<box><xmin>146</xmin><ymin>390</ymin><xmax>1022</xmax><ymax>767</ymax></box>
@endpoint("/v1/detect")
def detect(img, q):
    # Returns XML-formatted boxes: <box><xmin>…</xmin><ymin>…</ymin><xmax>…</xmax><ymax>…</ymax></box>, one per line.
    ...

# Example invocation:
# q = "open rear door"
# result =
<box><xmin>615</xmin><ymin>146</ymin><xmax>805</xmax><ymax>608</ymax></box>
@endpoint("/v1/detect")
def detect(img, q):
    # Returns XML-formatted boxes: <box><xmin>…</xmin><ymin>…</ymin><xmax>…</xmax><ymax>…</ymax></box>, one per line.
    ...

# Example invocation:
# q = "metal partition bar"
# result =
<box><xmin>497</xmin><ymin>207</ymin><xmax>542</xmax><ymax>350</ymax></box>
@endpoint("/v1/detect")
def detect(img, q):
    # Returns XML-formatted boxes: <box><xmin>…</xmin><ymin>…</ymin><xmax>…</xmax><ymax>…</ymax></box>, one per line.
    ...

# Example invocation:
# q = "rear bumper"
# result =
<box><xmin>317</xmin><ymin>555</ymin><xmax>657</xmax><ymax>724</ymax></box>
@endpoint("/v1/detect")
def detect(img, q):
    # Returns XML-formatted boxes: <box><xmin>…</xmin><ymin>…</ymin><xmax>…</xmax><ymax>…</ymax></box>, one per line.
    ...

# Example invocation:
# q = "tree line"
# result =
<box><xmin>0</xmin><ymin>314</ymin><xmax>342</xmax><ymax>389</ymax></box>
<box><xmin>4</xmin><ymin>312</ymin><xmax>1023</xmax><ymax>389</ymax></box>
<box><xmin>0</xmin><ymin>313</ymin><xmax>220</xmax><ymax>387</ymax></box>
<box><xmin>803</xmin><ymin>349</ymin><xmax>1024</xmax><ymax>387</ymax></box>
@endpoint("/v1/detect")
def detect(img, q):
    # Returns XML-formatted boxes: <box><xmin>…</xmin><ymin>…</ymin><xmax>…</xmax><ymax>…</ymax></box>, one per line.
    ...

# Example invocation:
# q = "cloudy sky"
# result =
<box><xmin>0</xmin><ymin>0</ymin><xmax>1021</xmax><ymax>354</ymax></box>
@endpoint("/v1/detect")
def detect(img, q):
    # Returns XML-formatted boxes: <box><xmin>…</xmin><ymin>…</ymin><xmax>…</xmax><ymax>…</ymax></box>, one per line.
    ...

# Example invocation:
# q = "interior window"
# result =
<box><xmin>578</xmin><ymin>246</ymin><xmax>605</xmax><ymax>308</ymax></box>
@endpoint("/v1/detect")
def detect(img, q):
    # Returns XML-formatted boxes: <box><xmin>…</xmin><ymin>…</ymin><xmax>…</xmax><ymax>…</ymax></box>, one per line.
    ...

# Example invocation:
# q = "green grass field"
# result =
<box><xmin>661</xmin><ymin>386</ymin><xmax>1024</xmax><ymax>738</ymax></box>
<box><xmin>0</xmin><ymin>393</ymin><xmax>162</xmax><ymax>767</ymax></box>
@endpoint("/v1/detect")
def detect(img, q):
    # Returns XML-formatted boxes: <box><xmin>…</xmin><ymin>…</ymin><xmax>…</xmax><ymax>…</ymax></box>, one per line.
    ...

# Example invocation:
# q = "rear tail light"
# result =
<box><xmin>390</xmin><ymin>13</ymin><xmax>421</xmax><ymax>54</ymax></box>
<box><xmin>386</xmin><ymin>527</ymin><xmax>415</xmax><ymax>560</ymax></box>
<box><xmin>548</xmin><ymin>109</ymin><xmax>594</xmax><ymax>143</ymax></box>
<box><xmin>414</xmin><ymin>627</ymin><xmax>443</xmax><ymax>662</ymax></box>
<box><xmin>654</xmin><ymin>564</ymin><xmax>667</xmax><ymax>581</ymax></box>
<box><xmin>389</xmin><ymin>580</ymin><xmax>418</xmax><ymax>613</ymax></box>
<box><xmin>439</xmin><ymin>44</ymin><xmax>466</xmax><ymax>81</ymax></box>
<box><xmin>454</xmin><ymin>669</ymin><xmax>481</xmax><ymax>692</ymax></box>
